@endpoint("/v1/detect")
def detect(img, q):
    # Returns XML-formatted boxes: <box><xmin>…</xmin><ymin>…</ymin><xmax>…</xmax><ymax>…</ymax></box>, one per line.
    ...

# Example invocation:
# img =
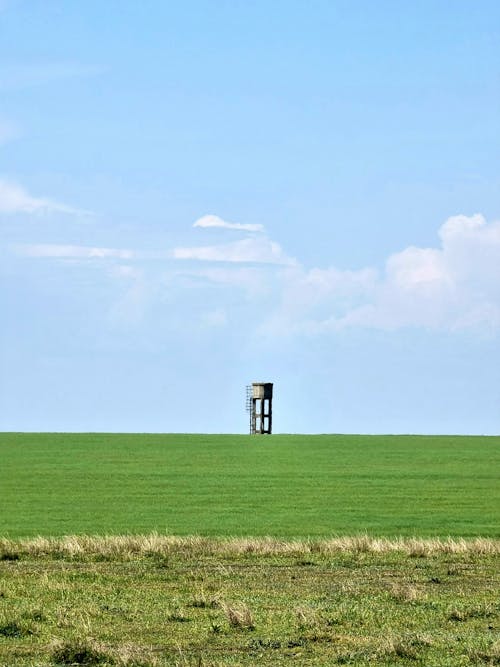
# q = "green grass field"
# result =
<box><xmin>1</xmin><ymin>433</ymin><xmax>498</xmax><ymax>537</ymax></box>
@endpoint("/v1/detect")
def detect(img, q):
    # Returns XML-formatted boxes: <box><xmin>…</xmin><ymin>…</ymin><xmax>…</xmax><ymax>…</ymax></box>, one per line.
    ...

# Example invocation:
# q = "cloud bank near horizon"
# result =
<box><xmin>11</xmin><ymin>210</ymin><xmax>500</xmax><ymax>335</ymax></box>
<box><xmin>264</xmin><ymin>213</ymin><xmax>500</xmax><ymax>335</ymax></box>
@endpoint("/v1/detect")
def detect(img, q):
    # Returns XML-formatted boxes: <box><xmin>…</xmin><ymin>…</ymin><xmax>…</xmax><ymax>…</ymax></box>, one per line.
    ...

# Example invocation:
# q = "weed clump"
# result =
<box><xmin>382</xmin><ymin>633</ymin><xmax>433</xmax><ymax>661</ymax></box>
<box><xmin>295</xmin><ymin>605</ymin><xmax>324</xmax><ymax>631</ymax></box>
<box><xmin>222</xmin><ymin>602</ymin><xmax>255</xmax><ymax>630</ymax></box>
<box><xmin>166</xmin><ymin>609</ymin><xmax>191</xmax><ymax>623</ymax></box>
<box><xmin>448</xmin><ymin>603</ymin><xmax>497</xmax><ymax>622</ymax></box>
<box><xmin>0</xmin><ymin>620</ymin><xmax>32</xmax><ymax>638</ymax></box>
<box><xmin>388</xmin><ymin>582</ymin><xmax>422</xmax><ymax>603</ymax></box>
<box><xmin>189</xmin><ymin>588</ymin><xmax>219</xmax><ymax>609</ymax></box>
<box><xmin>469</xmin><ymin>639</ymin><xmax>500</xmax><ymax>665</ymax></box>
<box><xmin>51</xmin><ymin>639</ymin><xmax>111</xmax><ymax>665</ymax></box>
<box><xmin>51</xmin><ymin>639</ymin><xmax>157</xmax><ymax>666</ymax></box>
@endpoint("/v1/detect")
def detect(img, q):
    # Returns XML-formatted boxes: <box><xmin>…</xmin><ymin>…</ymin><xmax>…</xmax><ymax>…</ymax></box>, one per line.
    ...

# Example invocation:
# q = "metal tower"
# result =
<box><xmin>246</xmin><ymin>382</ymin><xmax>273</xmax><ymax>434</ymax></box>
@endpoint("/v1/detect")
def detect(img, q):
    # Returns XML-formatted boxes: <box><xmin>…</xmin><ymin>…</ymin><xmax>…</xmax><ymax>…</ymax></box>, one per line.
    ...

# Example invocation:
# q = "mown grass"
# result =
<box><xmin>0</xmin><ymin>536</ymin><xmax>498</xmax><ymax>666</ymax></box>
<box><xmin>1</xmin><ymin>433</ymin><xmax>499</xmax><ymax>537</ymax></box>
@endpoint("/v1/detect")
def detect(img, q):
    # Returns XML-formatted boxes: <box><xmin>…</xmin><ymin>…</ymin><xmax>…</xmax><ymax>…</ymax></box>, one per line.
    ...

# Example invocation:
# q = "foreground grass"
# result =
<box><xmin>1</xmin><ymin>433</ymin><xmax>499</xmax><ymax>537</ymax></box>
<box><xmin>0</xmin><ymin>536</ymin><xmax>498</xmax><ymax>666</ymax></box>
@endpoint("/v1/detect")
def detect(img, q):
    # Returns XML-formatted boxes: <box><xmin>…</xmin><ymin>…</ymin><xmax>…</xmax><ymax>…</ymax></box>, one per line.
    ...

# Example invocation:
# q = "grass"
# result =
<box><xmin>1</xmin><ymin>434</ymin><xmax>498</xmax><ymax>664</ymax></box>
<box><xmin>0</xmin><ymin>433</ymin><xmax>499</xmax><ymax>537</ymax></box>
<box><xmin>0</xmin><ymin>536</ymin><xmax>498</xmax><ymax>666</ymax></box>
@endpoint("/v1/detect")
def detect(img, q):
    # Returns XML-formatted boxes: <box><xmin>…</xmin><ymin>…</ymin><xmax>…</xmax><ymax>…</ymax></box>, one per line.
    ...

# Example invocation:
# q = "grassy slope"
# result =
<box><xmin>0</xmin><ymin>537</ymin><xmax>498</xmax><ymax>666</ymax></box>
<box><xmin>1</xmin><ymin>433</ymin><xmax>498</xmax><ymax>538</ymax></box>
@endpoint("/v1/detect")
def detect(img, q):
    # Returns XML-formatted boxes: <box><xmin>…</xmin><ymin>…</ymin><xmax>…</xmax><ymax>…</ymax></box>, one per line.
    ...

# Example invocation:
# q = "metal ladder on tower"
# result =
<box><xmin>245</xmin><ymin>385</ymin><xmax>254</xmax><ymax>434</ymax></box>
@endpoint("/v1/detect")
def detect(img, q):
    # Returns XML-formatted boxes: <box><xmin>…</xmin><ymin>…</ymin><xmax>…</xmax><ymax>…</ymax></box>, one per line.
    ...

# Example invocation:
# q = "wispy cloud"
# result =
<box><xmin>0</xmin><ymin>179</ymin><xmax>90</xmax><ymax>216</ymax></box>
<box><xmin>173</xmin><ymin>236</ymin><xmax>295</xmax><ymax>265</ymax></box>
<box><xmin>193</xmin><ymin>214</ymin><xmax>264</xmax><ymax>233</ymax></box>
<box><xmin>174</xmin><ymin>214</ymin><xmax>293</xmax><ymax>265</ymax></box>
<box><xmin>17</xmin><ymin>244</ymin><xmax>135</xmax><ymax>259</ymax></box>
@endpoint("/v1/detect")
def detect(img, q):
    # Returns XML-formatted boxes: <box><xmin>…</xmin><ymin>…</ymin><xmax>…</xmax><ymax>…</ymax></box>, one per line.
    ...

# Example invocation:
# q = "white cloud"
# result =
<box><xmin>0</xmin><ymin>179</ymin><xmax>89</xmax><ymax>216</ymax></box>
<box><xmin>350</xmin><ymin>214</ymin><xmax>500</xmax><ymax>332</ymax></box>
<box><xmin>194</xmin><ymin>214</ymin><xmax>264</xmax><ymax>232</ymax></box>
<box><xmin>173</xmin><ymin>236</ymin><xmax>296</xmax><ymax>265</ymax></box>
<box><xmin>14</xmin><ymin>211</ymin><xmax>500</xmax><ymax>336</ymax></box>
<box><xmin>179</xmin><ymin>214</ymin><xmax>290</xmax><ymax>264</ymax></box>
<box><xmin>261</xmin><ymin>265</ymin><xmax>378</xmax><ymax>335</ymax></box>
<box><xmin>440</xmin><ymin>214</ymin><xmax>500</xmax><ymax>289</ymax></box>
<box><xmin>265</xmin><ymin>213</ymin><xmax>500</xmax><ymax>335</ymax></box>
<box><xmin>17</xmin><ymin>244</ymin><xmax>135</xmax><ymax>259</ymax></box>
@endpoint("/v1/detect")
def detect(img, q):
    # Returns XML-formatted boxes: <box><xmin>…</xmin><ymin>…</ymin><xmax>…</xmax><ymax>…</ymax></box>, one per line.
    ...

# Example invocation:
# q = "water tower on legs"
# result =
<box><xmin>246</xmin><ymin>382</ymin><xmax>273</xmax><ymax>434</ymax></box>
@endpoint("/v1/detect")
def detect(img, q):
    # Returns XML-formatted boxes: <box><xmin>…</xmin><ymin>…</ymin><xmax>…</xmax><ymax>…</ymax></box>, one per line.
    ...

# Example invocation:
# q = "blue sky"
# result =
<box><xmin>1</xmin><ymin>1</ymin><xmax>499</xmax><ymax>434</ymax></box>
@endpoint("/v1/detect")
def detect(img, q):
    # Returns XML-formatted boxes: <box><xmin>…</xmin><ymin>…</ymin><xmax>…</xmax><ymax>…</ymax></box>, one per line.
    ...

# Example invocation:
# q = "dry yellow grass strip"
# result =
<box><xmin>1</xmin><ymin>534</ymin><xmax>499</xmax><ymax>558</ymax></box>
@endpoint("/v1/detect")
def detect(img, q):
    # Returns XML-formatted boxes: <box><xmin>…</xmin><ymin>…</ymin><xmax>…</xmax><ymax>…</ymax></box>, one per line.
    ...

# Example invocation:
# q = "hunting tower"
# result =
<box><xmin>246</xmin><ymin>382</ymin><xmax>273</xmax><ymax>434</ymax></box>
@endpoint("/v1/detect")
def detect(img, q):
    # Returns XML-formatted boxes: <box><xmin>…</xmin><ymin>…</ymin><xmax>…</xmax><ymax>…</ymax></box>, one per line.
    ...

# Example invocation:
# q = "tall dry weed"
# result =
<box><xmin>1</xmin><ymin>534</ymin><xmax>499</xmax><ymax>559</ymax></box>
<box><xmin>221</xmin><ymin>602</ymin><xmax>255</xmax><ymax>630</ymax></box>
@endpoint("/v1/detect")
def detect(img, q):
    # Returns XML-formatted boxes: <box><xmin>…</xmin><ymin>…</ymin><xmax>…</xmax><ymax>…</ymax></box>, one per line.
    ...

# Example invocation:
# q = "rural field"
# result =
<box><xmin>1</xmin><ymin>433</ymin><xmax>499</xmax><ymax>537</ymax></box>
<box><xmin>0</xmin><ymin>536</ymin><xmax>499</xmax><ymax>666</ymax></box>
<box><xmin>0</xmin><ymin>433</ymin><xmax>499</xmax><ymax>666</ymax></box>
